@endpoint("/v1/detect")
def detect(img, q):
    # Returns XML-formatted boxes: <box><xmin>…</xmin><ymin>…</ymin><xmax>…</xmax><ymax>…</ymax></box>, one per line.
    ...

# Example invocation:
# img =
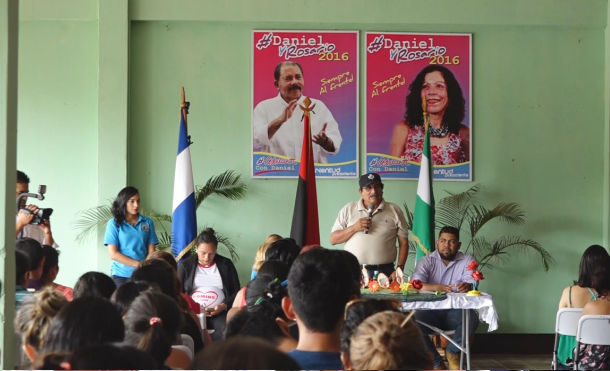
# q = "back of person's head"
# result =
<box><xmin>16</xmin><ymin>238</ymin><xmax>44</xmax><ymax>275</ymax></box>
<box><xmin>149</xmin><ymin>250</ymin><xmax>178</xmax><ymax>271</ymax></box>
<box><xmin>67</xmin><ymin>343</ymin><xmax>159</xmax><ymax>370</ymax></box>
<box><xmin>590</xmin><ymin>256</ymin><xmax>610</xmax><ymax>295</ymax></box>
<box><xmin>577</xmin><ymin>245</ymin><xmax>610</xmax><ymax>287</ymax></box>
<box><xmin>265</xmin><ymin>238</ymin><xmax>300</xmax><ymax>266</ymax></box>
<box><xmin>73</xmin><ymin>271</ymin><xmax>116</xmax><ymax>300</ymax></box>
<box><xmin>42</xmin><ymin>296</ymin><xmax>124</xmax><ymax>354</ymax></box>
<box><xmin>253</xmin><ymin>234</ymin><xmax>282</xmax><ymax>271</ymax></box>
<box><xmin>32</xmin><ymin>343</ymin><xmax>158</xmax><ymax>370</ymax></box>
<box><xmin>287</xmin><ymin>248</ymin><xmax>361</xmax><ymax>332</ymax></box>
<box><xmin>41</xmin><ymin>245</ymin><xmax>59</xmax><ymax>285</ymax></box>
<box><xmin>15</xmin><ymin>286</ymin><xmax>68</xmax><ymax>354</ymax></box>
<box><xmin>110</xmin><ymin>280</ymin><xmax>152</xmax><ymax>316</ymax></box>
<box><xmin>246</xmin><ymin>261</ymin><xmax>289</xmax><ymax>308</ymax></box>
<box><xmin>16</xmin><ymin>249</ymin><xmax>30</xmax><ymax>285</ymax></box>
<box><xmin>132</xmin><ymin>258</ymin><xmax>180</xmax><ymax>300</ymax></box>
<box><xmin>123</xmin><ymin>289</ymin><xmax>183</xmax><ymax>366</ymax></box>
<box><xmin>191</xmin><ymin>336</ymin><xmax>300</xmax><ymax>369</ymax></box>
<box><xmin>225</xmin><ymin>302</ymin><xmax>287</xmax><ymax>346</ymax></box>
<box><xmin>341</xmin><ymin>298</ymin><xmax>399</xmax><ymax>353</ymax></box>
<box><xmin>348</xmin><ymin>311</ymin><xmax>431</xmax><ymax>370</ymax></box>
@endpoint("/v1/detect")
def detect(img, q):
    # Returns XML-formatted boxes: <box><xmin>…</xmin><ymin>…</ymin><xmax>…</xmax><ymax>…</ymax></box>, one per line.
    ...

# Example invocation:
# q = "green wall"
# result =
<box><xmin>1</xmin><ymin>1</ymin><xmax>607</xmax><ymax>351</ymax></box>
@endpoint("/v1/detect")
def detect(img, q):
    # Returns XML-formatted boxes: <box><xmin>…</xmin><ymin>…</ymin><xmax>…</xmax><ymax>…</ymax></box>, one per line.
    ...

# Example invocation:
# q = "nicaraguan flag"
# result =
<box><xmin>412</xmin><ymin>122</ymin><xmax>435</xmax><ymax>264</ymax></box>
<box><xmin>172</xmin><ymin>101</ymin><xmax>197</xmax><ymax>263</ymax></box>
<box><xmin>290</xmin><ymin>98</ymin><xmax>320</xmax><ymax>247</ymax></box>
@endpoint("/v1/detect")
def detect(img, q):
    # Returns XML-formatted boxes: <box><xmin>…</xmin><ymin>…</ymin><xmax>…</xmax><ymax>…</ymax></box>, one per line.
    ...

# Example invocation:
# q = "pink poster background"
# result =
<box><xmin>366</xmin><ymin>32</ymin><xmax>471</xmax><ymax>180</ymax></box>
<box><xmin>252</xmin><ymin>31</ymin><xmax>358</xmax><ymax>178</ymax></box>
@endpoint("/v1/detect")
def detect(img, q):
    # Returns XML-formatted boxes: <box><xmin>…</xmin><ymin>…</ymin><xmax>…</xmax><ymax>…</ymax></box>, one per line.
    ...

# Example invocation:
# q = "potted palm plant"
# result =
<box><xmin>75</xmin><ymin>170</ymin><xmax>247</xmax><ymax>260</ymax></box>
<box><xmin>403</xmin><ymin>184</ymin><xmax>553</xmax><ymax>272</ymax></box>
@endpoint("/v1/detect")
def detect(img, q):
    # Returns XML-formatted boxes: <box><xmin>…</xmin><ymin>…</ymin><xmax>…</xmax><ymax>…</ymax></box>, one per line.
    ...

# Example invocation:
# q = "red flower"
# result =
<box><xmin>409</xmin><ymin>279</ymin><xmax>423</xmax><ymax>290</ymax></box>
<box><xmin>466</xmin><ymin>260</ymin><xmax>479</xmax><ymax>271</ymax></box>
<box><xmin>472</xmin><ymin>270</ymin><xmax>484</xmax><ymax>281</ymax></box>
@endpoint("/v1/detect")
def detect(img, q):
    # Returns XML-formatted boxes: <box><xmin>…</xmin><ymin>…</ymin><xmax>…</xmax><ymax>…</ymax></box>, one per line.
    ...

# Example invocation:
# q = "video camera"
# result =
<box><xmin>16</xmin><ymin>184</ymin><xmax>53</xmax><ymax>225</ymax></box>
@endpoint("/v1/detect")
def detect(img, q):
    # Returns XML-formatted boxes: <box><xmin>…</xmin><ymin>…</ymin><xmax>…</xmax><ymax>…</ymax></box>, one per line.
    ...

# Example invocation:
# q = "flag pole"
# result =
<box><xmin>181</xmin><ymin>86</ymin><xmax>188</xmax><ymax>131</ymax></box>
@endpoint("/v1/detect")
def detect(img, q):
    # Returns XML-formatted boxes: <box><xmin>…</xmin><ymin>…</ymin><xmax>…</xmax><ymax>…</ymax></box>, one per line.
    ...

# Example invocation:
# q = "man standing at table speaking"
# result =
<box><xmin>412</xmin><ymin>225</ymin><xmax>479</xmax><ymax>370</ymax></box>
<box><xmin>330</xmin><ymin>172</ymin><xmax>408</xmax><ymax>280</ymax></box>
<box><xmin>252</xmin><ymin>61</ymin><xmax>342</xmax><ymax>163</ymax></box>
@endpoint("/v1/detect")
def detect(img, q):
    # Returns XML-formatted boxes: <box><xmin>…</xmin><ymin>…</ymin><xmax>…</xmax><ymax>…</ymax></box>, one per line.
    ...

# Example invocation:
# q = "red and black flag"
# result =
<box><xmin>290</xmin><ymin>97</ymin><xmax>320</xmax><ymax>247</ymax></box>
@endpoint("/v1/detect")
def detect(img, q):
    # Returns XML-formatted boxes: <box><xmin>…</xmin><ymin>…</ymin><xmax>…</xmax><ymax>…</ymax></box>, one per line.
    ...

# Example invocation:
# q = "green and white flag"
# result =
<box><xmin>412</xmin><ymin>123</ymin><xmax>435</xmax><ymax>263</ymax></box>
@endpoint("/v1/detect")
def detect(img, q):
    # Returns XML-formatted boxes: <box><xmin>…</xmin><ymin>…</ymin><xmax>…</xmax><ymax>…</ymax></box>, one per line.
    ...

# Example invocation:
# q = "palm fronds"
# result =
<box><xmin>404</xmin><ymin>183</ymin><xmax>553</xmax><ymax>272</ymax></box>
<box><xmin>195</xmin><ymin>170</ymin><xmax>247</xmax><ymax>208</ymax></box>
<box><xmin>74</xmin><ymin>204</ymin><xmax>112</xmax><ymax>243</ymax></box>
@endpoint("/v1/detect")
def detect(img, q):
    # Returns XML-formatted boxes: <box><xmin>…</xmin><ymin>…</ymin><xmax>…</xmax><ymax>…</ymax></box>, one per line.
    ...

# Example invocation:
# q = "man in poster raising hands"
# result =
<box><xmin>253</xmin><ymin>61</ymin><xmax>342</xmax><ymax>163</ymax></box>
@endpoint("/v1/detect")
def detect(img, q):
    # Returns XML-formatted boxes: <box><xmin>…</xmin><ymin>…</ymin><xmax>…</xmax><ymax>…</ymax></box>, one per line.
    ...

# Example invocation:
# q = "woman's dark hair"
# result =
<box><xmin>191</xmin><ymin>336</ymin><xmax>300</xmax><ymax>370</ymax></box>
<box><xmin>196</xmin><ymin>227</ymin><xmax>218</xmax><ymax>247</ymax></box>
<box><xmin>225</xmin><ymin>302</ymin><xmax>287</xmax><ymax>346</ymax></box>
<box><xmin>404</xmin><ymin>64</ymin><xmax>465</xmax><ymax>134</ymax></box>
<box><xmin>33</xmin><ymin>344</ymin><xmax>158</xmax><ymax>370</ymax></box>
<box><xmin>73</xmin><ymin>271</ymin><xmax>116</xmax><ymax>300</ymax></box>
<box><xmin>42</xmin><ymin>296</ymin><xmax>124</xmax><ymax>354</ymax></box>
<box><xmin>245</xmin><ymin>261</ymin><xmax>289</xmax><ymax>310</ymax></box>
<box><xmin>341</xmin><ymin>298</ymin><xmax>399</xmax><ymax>353</ymax></box>
<box><xmin>123</xmin><ymin>289</ymin><xmax>183</xmax><ymax>366</ymax></box>
<box><xmin>264</xmin><ymin>238</ymin><xmax>300</xmax><ymax>267</ymax></box>
<box><xmin>132</xmin><ymin>259</ymin><xmax>180</xmax><ymax>301</ymax></box>
<box><xmin>149</xmin><ymin>250</ymin><xmax>178</xmax><ymax>271</ymax></box>
<box><xmin>41</xmin><ymin>245</ymin><xmax>59</xmax><ymax>284</ymax></box>
<box><xmin>575</xmin><ymin>245</ymin><xmax>610</xmax><ymax>287</ymax></box>
<box><xmin>110</xmin><ymin>280</ymin><xmax>152</xmax><ymax>316</ymax></box>
<box><xmin>111</xmin><ymin>186</ymin><xmax>139</xmax><ymax>226</ymax></box>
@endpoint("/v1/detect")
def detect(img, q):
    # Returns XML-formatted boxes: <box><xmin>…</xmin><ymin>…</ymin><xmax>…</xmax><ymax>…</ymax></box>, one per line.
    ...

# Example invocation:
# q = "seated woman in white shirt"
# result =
<box><xmin>178</xmin><ymin>228</ymin><xmax>241</xmax><ymax>340</ymax></box>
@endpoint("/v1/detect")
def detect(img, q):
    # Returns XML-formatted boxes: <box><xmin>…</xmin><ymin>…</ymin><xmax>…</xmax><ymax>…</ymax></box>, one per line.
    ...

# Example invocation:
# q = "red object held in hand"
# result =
<box><xmin>409</xmin><ymin>279</ymin><xmax>423</xmax><ymax>290</ymax></box>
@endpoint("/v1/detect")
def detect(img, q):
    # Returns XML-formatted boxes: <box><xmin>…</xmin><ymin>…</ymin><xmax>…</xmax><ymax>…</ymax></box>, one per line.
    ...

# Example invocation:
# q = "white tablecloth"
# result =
<box><xmin>400</xmin><ymin>292</ymin><xmax>498</xmax><ymax>332</ymax></box>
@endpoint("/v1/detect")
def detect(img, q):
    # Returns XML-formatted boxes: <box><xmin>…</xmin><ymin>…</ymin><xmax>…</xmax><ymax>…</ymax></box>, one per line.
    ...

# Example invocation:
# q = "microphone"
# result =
<box><xmin>365</xmin><ymin>204</ymin><xmax>374</xmax><ymax>234</ymax></box>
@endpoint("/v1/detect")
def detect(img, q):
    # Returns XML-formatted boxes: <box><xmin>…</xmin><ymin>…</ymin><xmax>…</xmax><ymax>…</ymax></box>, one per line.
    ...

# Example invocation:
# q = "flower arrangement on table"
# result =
<box><xmin>466</xmin><ymin>260</ymin><xmax>484</xmax><ymax>296</ymax></box>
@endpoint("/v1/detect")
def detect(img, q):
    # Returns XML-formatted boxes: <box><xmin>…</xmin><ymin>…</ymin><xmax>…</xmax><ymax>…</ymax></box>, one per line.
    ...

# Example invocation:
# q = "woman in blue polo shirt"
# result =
<box><xmin>104</xmin><ymin>186</ymin><xmax>159</xmax><ymax>287</ymax></box>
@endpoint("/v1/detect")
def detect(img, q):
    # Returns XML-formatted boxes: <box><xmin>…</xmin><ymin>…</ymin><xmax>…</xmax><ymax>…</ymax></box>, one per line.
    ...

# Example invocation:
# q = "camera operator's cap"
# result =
<box><xmin>359</xmin><ymin>173</ymin><xmax>382</xmax><ymax>188</ymax></box>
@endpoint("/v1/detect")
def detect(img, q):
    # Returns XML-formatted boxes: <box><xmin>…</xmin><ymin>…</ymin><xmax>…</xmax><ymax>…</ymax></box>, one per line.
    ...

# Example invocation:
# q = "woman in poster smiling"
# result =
<box><xmin>389</xmin><ymin>64</ymin><xmax>469</xmax><ymax>165</ymax></box>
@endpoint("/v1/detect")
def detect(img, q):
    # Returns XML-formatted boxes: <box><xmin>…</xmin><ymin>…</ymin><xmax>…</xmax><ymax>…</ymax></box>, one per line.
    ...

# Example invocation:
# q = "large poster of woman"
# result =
<box><xmin>366</xmin><ymin>32</ymin><xmax>472</xmax><ymax>180</ymax></box>
<box><xmin>252</xmin><ymin>31</ymin><xmax>359</xmax><ymax>178</ymax></box>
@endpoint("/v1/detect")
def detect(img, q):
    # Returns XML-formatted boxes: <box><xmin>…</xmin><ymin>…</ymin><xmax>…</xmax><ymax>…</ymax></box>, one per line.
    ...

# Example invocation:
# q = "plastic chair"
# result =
<box><xmin>573</xmin><ymin>314</ymin><xmax>610</xmax><ymax>370</ymax></box>
<box><xmin>552</xmin><ymin>308</ymin><xmax>582</xmax><ymax>370</ymax></box>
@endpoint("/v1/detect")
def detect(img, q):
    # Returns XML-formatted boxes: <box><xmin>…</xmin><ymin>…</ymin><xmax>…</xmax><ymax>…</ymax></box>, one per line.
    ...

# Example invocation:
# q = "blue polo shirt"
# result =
<box><xmin>104</xmin><ymin>215</ymin><xmax>159</xmax><ymax>278</ymax></box>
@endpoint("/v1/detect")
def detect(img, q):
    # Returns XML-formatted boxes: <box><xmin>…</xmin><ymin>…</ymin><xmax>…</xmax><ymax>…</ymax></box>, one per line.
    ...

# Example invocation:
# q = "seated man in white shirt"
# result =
<box><xmin>253</xmin><ymin>61</ymin><xmax>342</xmax><ymax>163</ymax></box>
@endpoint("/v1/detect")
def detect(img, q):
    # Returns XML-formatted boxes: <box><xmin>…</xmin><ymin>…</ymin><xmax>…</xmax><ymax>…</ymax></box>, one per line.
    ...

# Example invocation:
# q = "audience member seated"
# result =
<box><xmin>228</xmin><ymin>233</ymin><xmax>282</xmax><ymax>320</ymax></box>
<box><xmin>340</xmin><ymin>298</ymin><xmax>399</xmax><ymax>357</ymax></box>
<box><xmin>344</xmin><ymin>310</ymin><xmax>432</xmax><ymax>369</ymax></box>
<box><xmin>178</xmin><ymin>228</ymin><xmax>240</xmax><ymax>341</ymax></box>
<box><xmin>575</xmin><ymin>254</ymin><xmax>610</xmax><ymax>370</ymax></box>
<box><xmin>123</xmin><ymin>289</ymin><xmax>189</xmax><ymax>369</ymax></box>
<box><xmin>33</xmin><ymin>343</ymin><xmax>158</xmax><ymax>370</ymax></box>
<box><xmin>225</xmin><ymin>261</ymin><xmax>296</xmax><ymax>351</ymax></box>
<box><xmin>148</xmin><ymin>250</ymin><xmax>201</xmax><ymax>315</ymax></box>
<box><xmin>110</xmin><ymin>280</ymin><xmax>152</xmax><ymax>316</ymax></box>
<box><xmin>40</xmin><ymin>296</ymin><xmax>124</xmax><ymax>356</ymax></box>
<box><xmin>557</xmin><ymin>245</ymin><xmax>610</xmax><ymax>369</ymax></box>
<box><xmin>16</xmin><ymin>237</ymin><xmax>45</xmax><ymax>291</ymax></box>
<box><xmin>282</xmin><ymin>248</ymin><xmax>361</xmax><ymax>369</ymax></box>
<box><xmin>15</xmin><ymin>249</ymin><xmax>34</xmax><ymax>310</ymax></box>
<box><xmin>72</xmin><ymin>271</ymin><xmax>116</xmax><ymax>300</ymax></box>
<box><xmin>40</xmin><ymin>245</ymin><xmax>72</xmax><ymax>301</ymax></box>
<box><xmin>14</xmin><ymin>286</ymin><xmax>68</xmax><ymax>367</ymax></box>
<box><xmin>191</xmin><ymin>336</ymin><xmax>300</xmax><ymax>369</ymax></box>
<box><xmin>133</xmin><ymin>258</ymin><xmax>205</xmax><ymax>352</ymax></box>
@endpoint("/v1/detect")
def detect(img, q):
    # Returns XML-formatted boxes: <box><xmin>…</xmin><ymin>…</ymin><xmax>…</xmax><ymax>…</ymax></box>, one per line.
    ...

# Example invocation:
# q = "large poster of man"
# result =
<box><xmin>252</xmin><ymin>31</ymin><xmax>358</xmax><ymax>178</ymax></box>
<box><xmin>366</xmin><ymin>33</ymin><xmax>472</xmax><ymax>180</ymax></box>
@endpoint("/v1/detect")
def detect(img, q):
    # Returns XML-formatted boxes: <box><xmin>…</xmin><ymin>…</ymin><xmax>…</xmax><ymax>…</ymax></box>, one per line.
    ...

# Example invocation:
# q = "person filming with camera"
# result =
<box><xmin>16</xmin><ymin>170</ymin><xmax>57</xmax><ymax>247</ymax></box>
